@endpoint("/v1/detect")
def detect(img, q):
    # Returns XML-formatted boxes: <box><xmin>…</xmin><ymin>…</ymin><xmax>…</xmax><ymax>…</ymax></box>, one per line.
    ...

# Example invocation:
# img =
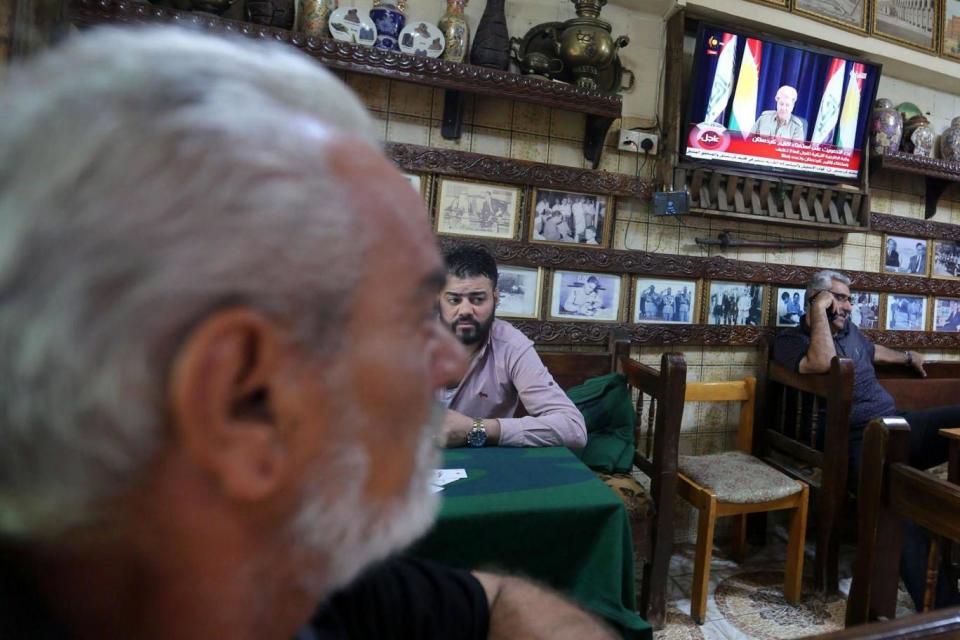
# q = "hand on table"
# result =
<box><xmin>439</xmin><ymin>409</ymin><xmax>473</xmax><ymax>448</ymax></box>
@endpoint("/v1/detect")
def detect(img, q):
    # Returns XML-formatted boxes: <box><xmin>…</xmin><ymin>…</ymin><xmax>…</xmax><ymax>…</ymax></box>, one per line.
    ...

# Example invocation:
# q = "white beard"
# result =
<box><xmin>286</xmin><ymin>402</ymin><xmax>444</xmax><ymax>597</ymax></box>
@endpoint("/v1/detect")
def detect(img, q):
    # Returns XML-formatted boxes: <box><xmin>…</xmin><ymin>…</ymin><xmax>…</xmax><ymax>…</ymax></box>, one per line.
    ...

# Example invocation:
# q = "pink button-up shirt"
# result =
<box><xmin>444</xmin><ymin>319</ymin><xmax>587</xmax><ymax>448</ymax></box>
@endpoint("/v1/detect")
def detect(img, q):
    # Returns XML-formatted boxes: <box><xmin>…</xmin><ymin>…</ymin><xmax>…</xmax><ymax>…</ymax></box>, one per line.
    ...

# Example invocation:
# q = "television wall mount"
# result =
<box><xmin>673</xmin><ymin>165</ymin><xmax>870</xmax><ymax>233</ymax></box>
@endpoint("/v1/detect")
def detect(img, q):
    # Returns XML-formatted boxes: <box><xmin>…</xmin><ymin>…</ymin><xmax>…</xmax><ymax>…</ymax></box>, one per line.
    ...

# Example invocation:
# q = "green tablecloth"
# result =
<box><xmin>411</xmin><ymin>447</ymin><xmax>651</xmax><ymax>640</ymax></box>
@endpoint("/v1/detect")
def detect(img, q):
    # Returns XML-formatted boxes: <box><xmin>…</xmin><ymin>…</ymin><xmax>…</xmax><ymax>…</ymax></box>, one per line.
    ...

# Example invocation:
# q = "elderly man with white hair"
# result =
<box><xmin>0</xmin><ymin>27</ymin><xmax>615</xmax><ymax>640</ymax></box>
<box><xmin>750</xmin><ymin>84</ymin><xmax>807</xmax><ymax>140</ymax></box>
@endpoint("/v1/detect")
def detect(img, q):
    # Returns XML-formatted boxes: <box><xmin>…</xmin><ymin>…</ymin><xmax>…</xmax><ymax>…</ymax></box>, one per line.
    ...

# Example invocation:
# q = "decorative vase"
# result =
<box><xmin>558</xmin><ymin>0</ymin><xmax>628</xmax><ymax>91</ymax></box>
<box><xmin>295</xmin><ymin>0</ymin><xmax>337</xmax><ymax>37</ymax></box>
<box><xmin>438</xmin><ymin>0</ymin><xmax>470</xmax><ymax>63</ymax></box>
<box><xmin>870</xmin><ymin>98</ymin><xmax>903</xmax><ymax>156</ymax></box>
<box><xmin>470</xmin><ymin>0</ymin><xmax>510</xmax><ymax>70</ymax></box>
<box><xmin>902</xmin><ymin>114</ymin><xmax>935</xmax><ymax>157</ymax></box>
<box><xmin>247</xmin><ymin>0</ymin><xmax>296</xmax><ymax>28</ymax></box>
<box><xmin>941</xmin><ymin>116</ymin><xmax>960</xmax><ymax>162</ymax></box>
<box><xmin>370</xmin><ymin>1</ymin><xmax>406</xmax><ymax>51</ymax></box>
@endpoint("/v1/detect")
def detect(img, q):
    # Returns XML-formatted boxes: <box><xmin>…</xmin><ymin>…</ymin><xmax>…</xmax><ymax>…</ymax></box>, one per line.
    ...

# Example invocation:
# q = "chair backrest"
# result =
<box><xmin>875</xmin><ymin>362</ymin><xmax>960</xmax><ymax>412</ymax></box>
<box><xmin>819</xmin><ymin>605</ymin><xmax>960</xmax><ymax>639</ymax></box>
<box><xmin>536</xmin><ymin>333</ymin><xmax>630</xmax><ymax>391</ymax></box>
<box><xmin>684</xmin><ymin>377</ymin><xmax>756</xmax><ymax>454</ymax></box>
<box><xmin>846</xmin><ymin>418</ymin><xmax>960</xmax><ymax>626</ymax></box>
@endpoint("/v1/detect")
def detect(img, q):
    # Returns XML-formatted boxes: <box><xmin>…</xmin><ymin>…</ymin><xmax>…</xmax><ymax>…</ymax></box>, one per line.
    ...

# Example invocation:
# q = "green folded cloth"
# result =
<box><xmin>567</xmin><ymin>372</ymin><xmax>636</xmax><ymax>474</ymax></box>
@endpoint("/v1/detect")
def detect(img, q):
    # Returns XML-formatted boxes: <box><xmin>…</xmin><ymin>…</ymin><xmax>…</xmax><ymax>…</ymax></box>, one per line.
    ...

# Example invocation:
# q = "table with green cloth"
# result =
<box><xmin>410</xmin><ymin>446</ymin><xmax>651</xmax><ymax>640</ymax></box>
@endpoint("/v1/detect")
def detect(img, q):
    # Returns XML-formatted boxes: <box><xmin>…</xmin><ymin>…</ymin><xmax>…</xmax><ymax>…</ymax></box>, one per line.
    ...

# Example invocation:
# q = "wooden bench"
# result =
<box><xmin>818</xmin><ymin>605</ymin><xmax>960</xmax><ymax>638</ymax></box>
<box><xmin>534</xmin><ymin>335</ymin><xmax>686</xmax><ymax>630</ymax></box>
<box><xmin>756</xmin><ymin>352</ymin><xmax>855</xmax><ymax>594</ymax></box>
<box><xmin>876</xmin><ymin>362</ymin><xmax>960</xmax><ymax>413</ymax></box>
<box><xmin>846</xmin><ymin>418</ymin><xmax>960</xmax><ymax>627</ymax></box>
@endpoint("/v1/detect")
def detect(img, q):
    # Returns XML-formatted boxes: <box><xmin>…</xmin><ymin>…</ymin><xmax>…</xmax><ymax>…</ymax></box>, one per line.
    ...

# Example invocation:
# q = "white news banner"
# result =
<box><xmin>429</xmin><ymin>468</ymin><xmax>467</xmax><ymax>493</ymax></box>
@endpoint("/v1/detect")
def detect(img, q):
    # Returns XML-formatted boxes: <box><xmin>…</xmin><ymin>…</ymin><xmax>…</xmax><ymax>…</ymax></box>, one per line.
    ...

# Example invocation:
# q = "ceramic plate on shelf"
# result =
<box><xmin>328</xmin><ymin>7</ymin><xmax>377</xmax><ymax>46</ymax></box>
<box><xmin>398</xmin><ymin>21</ymin><xmax>445</xmax><ymax>58</ymax></box>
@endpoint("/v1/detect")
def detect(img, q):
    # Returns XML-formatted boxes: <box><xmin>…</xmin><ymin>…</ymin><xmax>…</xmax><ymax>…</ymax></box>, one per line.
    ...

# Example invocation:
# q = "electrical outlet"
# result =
<box><xmin>617</xmin><ymin>129</ymin><xmax>659</xmax><ymax>155</ymax></box>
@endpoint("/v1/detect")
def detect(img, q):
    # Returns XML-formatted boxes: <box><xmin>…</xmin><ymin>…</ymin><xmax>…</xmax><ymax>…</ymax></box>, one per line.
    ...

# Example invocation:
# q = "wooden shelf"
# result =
<box><xmin>68</xmin><ymin>0</ymin><xmax>624</xmax><ymax>167</ymax></box>
<box><xmin>871</xmin><ymin>151</ymin><xmax>960</xmax><ymax>220</ymax></box>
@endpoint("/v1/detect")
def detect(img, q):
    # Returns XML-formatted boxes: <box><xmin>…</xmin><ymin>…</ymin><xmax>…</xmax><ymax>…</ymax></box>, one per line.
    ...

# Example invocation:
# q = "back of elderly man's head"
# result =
<box><xmin>0</xmin><ymin>28</ymin><xmax>377</xmax><ymax>539</ymax></box>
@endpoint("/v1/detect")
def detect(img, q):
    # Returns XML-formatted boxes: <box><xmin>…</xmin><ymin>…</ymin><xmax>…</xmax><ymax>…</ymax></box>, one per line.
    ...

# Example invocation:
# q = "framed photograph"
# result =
<box><xmin>872</xmin><ymin>0</ymin><xmax>939</xmax><ymax>52</ymax></box>
<box><xmin>793</xmin><ymin>0</ymin><xmax>867</xmax><ymax>34</ymax></box>
<box><xmin>932</xmin><ymin>239</ymin><xmax>960</xmax><ymax>279</ymax></box>
<box><xmin>932</xmin><ymin>297</ymin><xmax>960</xmax><ymax>332</ymax></box>
<box><xmin>882</xmin><ymin>234</ymin><xmax>929</xmax><ymax>276</ymax></box>
<box><xmin>402</xmin><ymin>172</ymin><xmax>430</xmax><ymax>203</ymax></box>
<box><xmin>548</xmin><ymin>270</ymin><xmax>623</xmax><ymax>323</ymax></box>
<box><xmin>435</xmin><ymin>178</ymin><xmax>522</xmax><ymax>240</ymax></box>
<box><xmin>633</xmin><ymin>278</ymin><xmax>698</xmax><ymax>324</ymax></box>
<box><xmin>942</xmin><ymin>0</ymin><xmax>960</xmax><ymax>60</ymax></box>
<box><xmin>850</xmin><ymin>291</ymin><xmax>882</xmax><ymax>329</ymax></box>
<box><xmin>773</xmin><ymin>286</ymin><xmax>806</xmax><ymax>327</ymax></box>
<box><xmin>885</xmin><ymin>294</ymin><xmax>928</xmax><ymax>331</ymax></box>
<box><xmin>706</xmin><ymin>281</ymin><xmax>766</xmax><ymax>326</ymax></box>
<box><xmin>496</xmin><ymin>265</ymin><xmax>544</xmax><ymax>320</ymax></box>
<box><xmin>528</xmin><ymin>188</ymin><xmax>612</xmax><ymax>248</ymax></box>
<box><xmin>747</xmin><ymin>0</ymin><xmax>788</xmax><ymax>7</ymax></box>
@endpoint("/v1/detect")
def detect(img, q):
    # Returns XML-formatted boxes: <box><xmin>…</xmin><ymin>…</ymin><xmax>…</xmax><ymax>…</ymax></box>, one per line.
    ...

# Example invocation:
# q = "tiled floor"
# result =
<box><xmin>654</xmin><ymin>533</ymin><xmax>915</xmax><ymax>639</ymax></box>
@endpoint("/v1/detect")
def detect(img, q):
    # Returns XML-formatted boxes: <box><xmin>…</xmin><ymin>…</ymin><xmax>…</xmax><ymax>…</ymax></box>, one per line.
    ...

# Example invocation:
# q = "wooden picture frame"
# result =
<box><xmin>705</xmin><ymin>281</ymin><xmax>766</xmax><ymax>326</ymax></box>
<box><xmin>884</xmin><ymin>293</ymin><xmax>928</xmax><ymax>331</ymax></box>
<box><xmin>435</xmin><ymin>177</ymin><xmax>522</xmax><ymax>240</ymax></box>
<box><xmin>547</xmin><ymin>270</ymin><xmax>623</xmax><ymax>323</ymax></box>
<box><xmin>792</xmin><ymin>0</ymin><xmax>868</xmax><ymax>34</ymax></box>
<box><xmin>402</xmin><ymin>172</ymin><xmax>431</xmax><ymax>206</ymax></box>
<box><xmin>942</xmin><ymin>0</ymin><xmax>960</xmax><ymax>60</ymax></box>
<box><xmin>772</xmin><ymin>286</ymin><xmax>806</xmax><ymax>327</ymax></box>
<box><xmin>882</xmin><ymin>234</ymin><xmax>930</xmax><ymax>277</ymax></box>
<box><xmin>746</xmin><ymin>0</ymin><xmax>789</xmax><ymax>8</ymax></box>
<box><xmin>932</xmin><ymin>239</ymin><xmax>960</xmax><ymax>280</ymax></box>
<box><xmin>932</xmin><ymin>297</ymin><xmax>960</xmax><ymax>332</ymax></box>
<box><xmin>872</xmin><ymin>0</ymin><xmax>940</xmax><ymax>53</ymax></box>
<box><xmin>528</xmin><ymin>187</ymin><xmax>613</xmax><ymax>249</ymax></box>
<box><xmin>496</xmin><ymin>265</ymin><xmax>544</xmax><ymax>320</ymax></box>
<box><xmin>632</xmin><ymin>278</ymin><xmax>698</xmax><ymax>324</ymax></box>
<box><xmin>850</xmin><ymin>291</ymin><xmax>883</xmax><ymax>330</ymax></box>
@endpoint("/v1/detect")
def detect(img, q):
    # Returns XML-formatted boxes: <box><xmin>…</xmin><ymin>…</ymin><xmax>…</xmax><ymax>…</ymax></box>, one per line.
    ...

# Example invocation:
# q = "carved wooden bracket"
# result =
<box><xmin>871</xmin><ymin>152</ymin><xmax>960</xmax><ymax>220</ymax></box>
<box><xmin>674</xmin><ymin>165</ymin><xmax>870</xmax><ymax>233</ymax></box>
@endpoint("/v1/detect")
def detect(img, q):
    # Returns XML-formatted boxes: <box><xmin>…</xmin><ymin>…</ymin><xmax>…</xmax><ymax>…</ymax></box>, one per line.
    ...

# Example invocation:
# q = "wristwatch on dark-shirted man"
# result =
<box><xmin>466</xmin><ymin>418</ymin><xmax>487</xmax><ymax>447</ymax></box>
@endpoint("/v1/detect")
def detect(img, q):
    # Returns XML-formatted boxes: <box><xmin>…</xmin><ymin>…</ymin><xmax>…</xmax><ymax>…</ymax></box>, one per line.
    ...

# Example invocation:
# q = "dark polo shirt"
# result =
<box><xmin>773</xmin><ymin>315</ymin><xmax>897</xmax><ymax>441</ymax></box>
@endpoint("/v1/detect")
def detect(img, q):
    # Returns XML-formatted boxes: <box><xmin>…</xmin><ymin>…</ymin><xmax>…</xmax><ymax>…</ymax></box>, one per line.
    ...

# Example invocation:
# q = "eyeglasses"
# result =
<box><xmin>827</xmin><ymin>290</ymin><xmax>852</xmax><ymax>304</ymax></box>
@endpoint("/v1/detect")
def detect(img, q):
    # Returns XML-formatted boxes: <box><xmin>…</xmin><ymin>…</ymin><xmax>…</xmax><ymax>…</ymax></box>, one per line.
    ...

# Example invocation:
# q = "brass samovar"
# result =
<box><xmin>558</xmin><ymin>0</ymin><xmax>628</xmax><ymax>90</ymax></box>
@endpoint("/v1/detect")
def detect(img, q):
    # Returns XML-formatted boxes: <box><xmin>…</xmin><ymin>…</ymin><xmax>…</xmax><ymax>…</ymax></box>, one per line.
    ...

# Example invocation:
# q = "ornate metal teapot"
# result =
<box><xmin>558</xmin><ymin>0</ymin><xmax>628</xmax><ymax>90</ymax></box>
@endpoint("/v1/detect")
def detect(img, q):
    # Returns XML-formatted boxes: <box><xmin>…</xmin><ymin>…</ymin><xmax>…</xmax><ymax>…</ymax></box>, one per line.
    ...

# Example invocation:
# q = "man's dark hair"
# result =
<box><xmin>444</xmin><ymin>245</ymin><xmax>498</xmax><ymax>287</ymax></box>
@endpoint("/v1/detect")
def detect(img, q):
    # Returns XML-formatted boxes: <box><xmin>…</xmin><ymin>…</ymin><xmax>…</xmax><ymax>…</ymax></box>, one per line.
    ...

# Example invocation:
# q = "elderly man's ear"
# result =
<box><xmin>168</xmin><ymin>308</ymin><xmax>297</xmax><ymax>502</ymax></box>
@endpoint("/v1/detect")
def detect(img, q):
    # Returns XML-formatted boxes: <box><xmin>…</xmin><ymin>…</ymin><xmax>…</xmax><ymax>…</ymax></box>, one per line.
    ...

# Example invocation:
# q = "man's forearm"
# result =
<box><xmin>474</xmin><ymin>572</ymin><xmax>617</xmax><ymax>640</ymax></box>
<box><xmin>874</xmin><ymin>343</ymin><xmax>910</xmax><ymax>364</ymax></box>
<box><xmin>800</xmin><ymin>310</ymin><xmax>837</xmax><ymax>373</ymax></box>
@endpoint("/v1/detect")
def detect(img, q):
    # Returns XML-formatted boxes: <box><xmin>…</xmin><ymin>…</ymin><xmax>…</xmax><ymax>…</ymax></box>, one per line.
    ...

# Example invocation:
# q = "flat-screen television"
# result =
<box><xmin>682</xmin><ymin>24</ymin><xmax>882</xmax><ymax>183</ymax></box>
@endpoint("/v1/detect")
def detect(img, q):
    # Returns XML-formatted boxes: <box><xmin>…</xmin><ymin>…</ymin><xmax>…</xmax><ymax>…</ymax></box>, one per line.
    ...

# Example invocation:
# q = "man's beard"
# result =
<box><xmin>284</xmin><ymin>401</ymin><xmax>445</xmax><ymax>598</ymax></box>
<box><xmin>450</xmin><ymin>313</ymin><xmax>494</xmax><ymax>346</ymax></box>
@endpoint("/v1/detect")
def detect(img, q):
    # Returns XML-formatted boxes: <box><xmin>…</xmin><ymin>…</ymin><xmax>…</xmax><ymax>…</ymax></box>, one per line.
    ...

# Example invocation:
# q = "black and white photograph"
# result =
<box><xmin>529</xmin><ymin>188</ymin><xmax>611</xmax><ymax>248</ymax></box>
<box><xmin>933</xmin><ymin>239</ymin><xmax>960</xmax><ymax>279</ymax></box>
<box><xmin>774</xmin><ymin>287</ymin><xmax>805</xmax><ymax>327</ymax></box>
<box><xmin>495</xmin><ymin>265</ymin><xmax>544</xmax><ymax>320</ymax></box>
<box><xmin>435</xmin><ymin>178</ymin><xmax>521</xmax><ymax>240</ymax></box>
<box><xmin>885</xmin><ymin>294</ymin><xmax>928</xmax><ymax>331</ymax></box>
<box><xmin>793</xmin><ymin>0</ymin><xmax>867</xmax><ymax>33</ymax></box>
<box><xmin>873</xmin><ymin>0</ymin><xmax>939</xmax><ymax>52</ymax></box>
<box><xmin>548</xmin><ymin>270</ymin><xmax>622</xmax><ymax>322</ymax></box>
<box><xmin>933</xmin><ymin>298</ymin><xmax>960</xmax><ymax>332</ymax></box>
<box><xmin>883</xmin><ymin>234</ymin><xmax>929</xmax><ymax>276</ymax></box>
<box><xmin>633</xmin><ymin>279</ymin><xmax>697</xmax><ymax>324</ymax></box>
<box><xmin>850</xmin><ymin>292</ymin><xmax>882</xmax><ymax>329</ymax></box>
<box><xmin>707</xmin><ymin>282</ymin><xmax>765</xmax><ymax>326</ymax></box>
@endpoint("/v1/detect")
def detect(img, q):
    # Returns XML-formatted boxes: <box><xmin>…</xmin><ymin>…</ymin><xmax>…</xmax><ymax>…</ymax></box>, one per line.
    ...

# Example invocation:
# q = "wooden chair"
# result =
<box><xmin>818</xmin><ymin>605</ymin><xmax>960</xmax><ymax>639</ymax></box>
<box><xmin>756</xmin><ymin>351</ymin><xmax>855</xmax><ymax>594</ymax></box>
<box><xmin>846</xmin><ymin>418</ymin><xmax>960</xmax><ymax>628</ymax></box>
<box><xmin>678</xmin><ymin>377</ymin><xmax>809</xmax><ymax>624</ymax></box>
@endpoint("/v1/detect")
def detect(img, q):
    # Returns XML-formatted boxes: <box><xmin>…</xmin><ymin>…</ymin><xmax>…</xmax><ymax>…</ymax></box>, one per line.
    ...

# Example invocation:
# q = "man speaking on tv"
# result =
<box><xmin>751</xmin><ymin>85</ymin><xmax>807</xmax><ymax>141</ymax></box>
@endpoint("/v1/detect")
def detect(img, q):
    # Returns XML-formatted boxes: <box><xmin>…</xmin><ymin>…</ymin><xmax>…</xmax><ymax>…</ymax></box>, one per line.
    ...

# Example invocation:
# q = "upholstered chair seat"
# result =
<box><xmin>679</xmin><ymin>451</ymin><xmax>804</xmax><ymax>504</ymax></box>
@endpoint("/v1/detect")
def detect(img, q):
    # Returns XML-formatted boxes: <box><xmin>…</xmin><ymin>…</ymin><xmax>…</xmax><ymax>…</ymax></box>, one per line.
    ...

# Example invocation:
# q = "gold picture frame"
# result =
<box><xmin>850</xmin><ymin>291</ymin><xmax>883</xmax><ymax>330</ymax></box>
<box><xmin>435</xmin><ymin>177</ymin><xmax>522</xmax><ymax>241</ymax></box>
<box><xmin>746</xmin><ymin>0</ymin><xmax>789</xmax><ymax>8</ymax></box>
<box><xmin>792</xmin><ymin>0</ymin><xmax>868</xmax><ymax>34</ymax></box>
<box><xmin>631</xmin><ymin>277</ymin><xmax>699</xmax><ymax>324</ymax></box>
<box><xmin>704</xmin><ymin>281</ymin><xmax>767</xmax><ymax>326</ymax></box>
<box><xmin>402</xmin><ymin>172</ymin><xmax>431</xmax><ymax>208</ymax></box>
<box><xmin>932</xmin><ymin>239</ymin><xmax>960</xmax><ymax>280</ymax></box>
<box><xmin>884</xmin><ymin>293</ymin><xmax>928</xmax><ymax>331</ymax></box>
<box><xmin>547</xmin><ymin>270</ymin><xmax>624</xmax><ymax>323</ymax></box>
<box><xmin>932</xmin><ymin>297</ymin><xmax>960</xmax><ymax>332</ymax></box>
<box><xmin>772</xmin><ymin>286</ymin><xmax>806</xmax><ymax>328</ymax></box>
<box><xmin>882</xmin><ymin>234</ymin><xmax>930</xmax><ymax>277</ymax></box>
<box><xmin>528</xmin><ymin>187</ymin><xmax>613</xmax><ymax>249</ymax></box>
<box><xmin>496</xmin><ymin>265</ymin><xmax>545</xmax><ymax>320</ymax></box>
<box><xmin>872</xmin><ymin>0</ymin><xmax>940</xmax><ymax>53</ymax></box>
<box><xmin>942</xmin><ymin>0</ymin><xmax>960</xmax><ymax>60</ymax></box>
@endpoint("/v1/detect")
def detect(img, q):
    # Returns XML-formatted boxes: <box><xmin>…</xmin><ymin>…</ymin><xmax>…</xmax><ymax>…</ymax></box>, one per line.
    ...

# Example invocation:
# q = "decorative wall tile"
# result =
<box><xmin>385</xmin><ymin>114</ymin><xmax>431</xmax><ymax>146</ymax></box>
<box><xmin>509</xmin><ymin>132</ymin><xmax>549</xmax><ymax>162</ymax></box>
<box><xmin>470</xmin><ymin>126</ymin><xmax>511</xmax><ymax>158</ymax></box>
<box><xmin>546</xmin><ymin>138</ymin><xmax>584</xmax><ymax>168</ymax></box>
<box><xmin>512</xmin><ymin>101</ymin><xmax>551</xmax><ymax>136</ymax></box>
<box><xmin>388</xmin><ymin>80</ymin><xmax>432</xmax><ymax>117</ymax></box>
<box><xmin>473</xmin><ymin>95</ymin><xmax>514</xmax><ymax>130</ymax></box>
<box><xmin>549</xmin><ymin>109</ymin><xmax>584</xmax><ymax>141</ymax></box>
<box><xmin>428</xmin><ymin>120</ymin><xmax>472</xmax><ymax>150</ymax></box>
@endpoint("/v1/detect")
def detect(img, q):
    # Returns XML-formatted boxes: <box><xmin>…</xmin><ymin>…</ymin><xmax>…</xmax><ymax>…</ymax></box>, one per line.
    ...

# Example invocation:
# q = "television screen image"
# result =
<box><xmin>683</xmin><ymin>25</ymin><xmax>881</xmax><ymax>182</ymax></box>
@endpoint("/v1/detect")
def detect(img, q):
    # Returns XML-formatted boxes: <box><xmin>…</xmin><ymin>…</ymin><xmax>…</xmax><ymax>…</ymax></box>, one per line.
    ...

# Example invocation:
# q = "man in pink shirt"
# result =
<box><xmin>438</xmin><ymin>246</ymin><xmax>587</xmax><ymax>448</ymax></box>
